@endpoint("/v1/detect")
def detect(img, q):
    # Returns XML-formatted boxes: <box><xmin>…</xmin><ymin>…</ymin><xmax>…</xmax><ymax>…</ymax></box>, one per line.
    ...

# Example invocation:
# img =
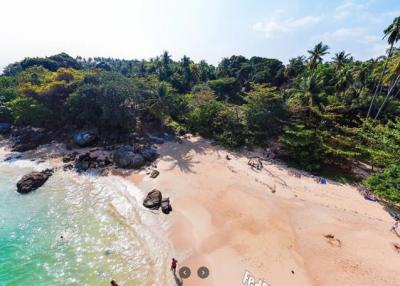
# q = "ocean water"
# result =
<box><xmin>0</xmin><ymin>157</ymin><xmax>170</xmax><ymax>286</ymax></box>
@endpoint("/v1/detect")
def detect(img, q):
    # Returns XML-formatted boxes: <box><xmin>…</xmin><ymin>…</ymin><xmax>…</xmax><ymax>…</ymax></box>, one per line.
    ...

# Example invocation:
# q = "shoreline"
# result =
<box><xmin>1</xmin><ymin>137</ymin><xmax>400</xmax><ymax>285</ymax></box>
<box><xmin>133</xmin><ymin>136</ymin><xmax>399</xmax><ymax>286</ymax></box>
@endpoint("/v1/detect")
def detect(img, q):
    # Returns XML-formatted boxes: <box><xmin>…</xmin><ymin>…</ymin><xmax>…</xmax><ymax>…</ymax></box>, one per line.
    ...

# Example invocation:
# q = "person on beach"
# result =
<box><xmin>110</xmin><ymin>280</ymin><xmax>119</xmax><ymax>286</ymax></box>
<box><xmin>171</xmin><ymin>258</ymin><xmax>178</xmax><ymax>274</ymax></box>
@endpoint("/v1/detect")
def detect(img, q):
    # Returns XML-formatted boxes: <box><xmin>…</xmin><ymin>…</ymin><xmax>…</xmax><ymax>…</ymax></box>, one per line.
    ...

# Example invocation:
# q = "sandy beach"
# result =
<box><xmin>133</xmin><ymin>136</ymin><xmax>400</xmax><ymax>286</ymax></box>
<box><xmin>2</xmin><ymin>136</ymin><xmax>399</xmax><ymax>286</ymax></box>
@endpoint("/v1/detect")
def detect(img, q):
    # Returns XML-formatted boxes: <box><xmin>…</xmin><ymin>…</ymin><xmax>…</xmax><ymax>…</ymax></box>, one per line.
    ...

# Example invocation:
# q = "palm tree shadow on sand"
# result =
<box><xmin>160</xmin><ymin>137</ymin><xmax>209</xmax><ymax>174</ymax></box>
<box><xmin>173</xmin><ymin>272</ymin><xmax>183</xmax><ymax>286</ymax></box>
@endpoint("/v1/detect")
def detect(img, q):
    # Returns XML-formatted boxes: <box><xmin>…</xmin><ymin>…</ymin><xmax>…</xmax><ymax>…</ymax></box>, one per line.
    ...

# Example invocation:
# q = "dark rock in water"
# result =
<box><xmin>150</xmin><ymin>170</ymin><xmax>159</xmax><ymax>178</ymax></box>
<box><xmin>0</xmin><ymin>123</ymin><xmax>11</xmax><ymax>134</ymax></box>
<box><xmin>113</xmin><ymin>145</ymin><xmax>145</xmax><ymax>169</ymax></box>
<box><xmin>62</xmin><ymin>153</ymin><xmax>77</xmax><ymax>163</ymax></box>
<box><xmin>143</xmin><ymin>189</ymin><xmax>162</xmax><ymax>210</ymax></box>
<box><xmin>74</xmin><ymin>152</ymin><xmax>93</xmax><ymax>172</ymax></box>
<box><xmin>63</xmin><ymin>163</ymin><xmax>74</xmax><ymax>171</ymax></box>
<box><xmin>161</xmin><ymin>197</ymin><xmax>172</xmax><ymax>214</ymax></box>
<box><xmin>16</xmin><ymin>169</ymin><xmax>53</xmax><ymax>194</ymax></box>
<box><xmin>4</xmin><ymin>154</ymin><xmax>22</xmax><ymax>162</ymax></box>
<box><xmin>73</xmin><ymin>131</ymin><xmax>97</xmax><ymax>147</ymax></box>
<box><xmin>141</xmin><ymin>147</ymin><xmax>158</xmax><ymax>162</ymax></box>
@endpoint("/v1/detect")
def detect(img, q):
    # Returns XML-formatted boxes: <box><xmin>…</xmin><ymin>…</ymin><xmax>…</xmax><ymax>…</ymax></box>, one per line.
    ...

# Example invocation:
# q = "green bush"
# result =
<box><xmin>365</xmin><ymin>164</ymin><xmax>400</xmax><ymax>203</ymax></box>
<box><xmin>8</xmin><ymin>97</ymin><xmax>51</xmax><ymax>126</ymax></box>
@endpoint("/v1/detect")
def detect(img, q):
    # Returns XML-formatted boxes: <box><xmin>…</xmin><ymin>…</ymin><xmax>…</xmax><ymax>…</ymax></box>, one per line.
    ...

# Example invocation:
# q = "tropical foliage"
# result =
<box><xmin>1</xmin><ymin>17</ymin><xmax>400</xmax><ymax>202</ymax></box>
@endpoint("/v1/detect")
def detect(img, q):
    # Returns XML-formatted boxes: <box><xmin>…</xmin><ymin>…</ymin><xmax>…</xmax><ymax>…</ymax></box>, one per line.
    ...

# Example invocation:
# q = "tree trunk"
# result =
<box><xmin>374</xmin><ymin>72</ymin><xmax>400</xmax><ymax>120</ymax></box>
<box><xmin>366</xmin><ymin>43</ymin><xmax>393</xmax><ymax>118</ymax></box>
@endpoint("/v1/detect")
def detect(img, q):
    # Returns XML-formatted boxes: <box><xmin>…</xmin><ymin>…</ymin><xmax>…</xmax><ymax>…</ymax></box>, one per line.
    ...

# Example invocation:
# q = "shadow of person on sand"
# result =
<box><xmin>173</xmin><ymin>272</ymin><xmax>183</xmax><ymax>286</ymax></box>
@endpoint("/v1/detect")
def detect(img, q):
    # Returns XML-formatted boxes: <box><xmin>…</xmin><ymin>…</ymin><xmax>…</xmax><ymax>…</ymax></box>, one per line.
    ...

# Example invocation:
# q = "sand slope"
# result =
<box><xmin>136</xmin><ymin>136</ymin><xmax>400</xmax><ymax>286</ymax></box>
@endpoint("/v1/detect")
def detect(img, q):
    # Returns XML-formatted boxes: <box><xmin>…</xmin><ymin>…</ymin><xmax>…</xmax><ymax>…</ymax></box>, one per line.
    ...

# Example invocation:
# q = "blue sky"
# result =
<box><xmin>0</xmin><ymin>0</ymin><xmax>399</xmax><ymax>70</ymax></box>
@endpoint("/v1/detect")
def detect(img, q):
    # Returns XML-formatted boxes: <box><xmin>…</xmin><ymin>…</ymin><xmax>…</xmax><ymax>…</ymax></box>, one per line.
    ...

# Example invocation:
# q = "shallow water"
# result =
<box><xmin>0</xmin><ymin>157</ymin><xmax>170</xmax><ymax>286</ymax></box>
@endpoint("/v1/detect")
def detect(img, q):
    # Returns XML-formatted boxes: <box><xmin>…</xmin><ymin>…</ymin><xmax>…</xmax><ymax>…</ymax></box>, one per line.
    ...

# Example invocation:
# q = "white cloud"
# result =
<box><xmin>335</xmin><ymin>0</ymin><xmax>366</xmax><ymax>19</ymax></box>
<box><xmin>370</xmin><ymin>43</ymin><xmax>388</xmax><ymax>58</ymax></box>
<box><xmin>253</xmin><ymin>14</ymin><xmax>322</xmax><ymax>39</ymax></box>
<box><xmin>323</xmin><ymin>28</ymin><xmax>365</xmax><ymax>41</ymax></box>
<box><xmin>362</xmin><ymin>35</ymin><xmax>379</xmax><ymax>43</ymax></box>
<box><xmin>323</xmin><ymin>27</ymin><xmax>380</xmax><ymax>44</ymax></box>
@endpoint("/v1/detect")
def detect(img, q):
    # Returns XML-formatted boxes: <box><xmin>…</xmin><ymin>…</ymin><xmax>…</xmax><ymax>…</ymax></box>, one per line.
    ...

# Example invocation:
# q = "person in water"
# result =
<box><xmin>110</xmin><ymin>280</ymin><xmax>119</xmax><ymax>286</ymax></box>
<box><xmin>171</xmin><ymin>258</ymin><xmax>178</xmax><ymax>274</ymax></box>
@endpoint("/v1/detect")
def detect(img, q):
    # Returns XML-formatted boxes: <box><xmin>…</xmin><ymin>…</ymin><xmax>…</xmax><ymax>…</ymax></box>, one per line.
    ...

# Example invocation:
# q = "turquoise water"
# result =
<box><xmin>0</xmin><ymin>159</ymin><xmax>170</xmax><ymax>286</ymax></box>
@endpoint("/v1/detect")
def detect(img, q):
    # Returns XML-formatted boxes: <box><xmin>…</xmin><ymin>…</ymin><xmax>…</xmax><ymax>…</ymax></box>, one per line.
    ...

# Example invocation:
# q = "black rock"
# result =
<box><xmin>149</xmin><ymin>135</ymin><xmax>165</xmax><ymax>144</ymax></box>
<box><xmin>143</xmin><ymin>189</ymin><xmax>162</xmax><ymax>210</ymax></box>
<box><xmin>150</xmin><ymin>170</ymin><xmax>160</xmax><ymax>178</ymax></box>
<box><xmin>16</xmin><ymin>169</ymin><xmax>53</xmax><ymax>194</ymax></box>
<box><xmin>12</xmin><ymin>127</ymin><xmax>47</xmax><ymax>152</ymax></box>
<box><xmin>141</xmin><ymin>147</ymin><xmax>158</xmax><ymax>162</ymax></box>
<box><xmin>161</xmin><ymin>197</ymin><xmax>172</xmax><ymax>214</ymax></box>
<box><xmin>0</xmin><ymin>123</ymin><xmax>11</xmax><ymax>134</ymax></box>
<box><xmin>73</xmin><ymin>131</ymin><xmax>97</xmax><ymax>147</ymax></box>
<box><xmin>113</xmin><ymin>145</ymin><xmax>146</xmax><ymax>169</ymax></box>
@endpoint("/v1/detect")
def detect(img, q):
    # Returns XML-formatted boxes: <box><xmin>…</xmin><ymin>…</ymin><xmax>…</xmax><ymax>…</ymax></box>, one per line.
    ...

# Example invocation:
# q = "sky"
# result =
<box><xmin>0</xmin><ymin>0</ymin><xmax>399</xmax><ymax>71</ymax></box>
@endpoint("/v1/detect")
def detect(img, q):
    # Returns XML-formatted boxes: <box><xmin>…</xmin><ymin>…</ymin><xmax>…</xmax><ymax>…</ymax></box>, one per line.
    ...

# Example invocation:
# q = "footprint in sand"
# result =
<box><xmin>324</xmin><ymin>234</ymin><xmax>342</xmax><ymax>247</ymax></box>
<box><xmin>392</xmin><ymin>242</ymin><xmax>400</xmax><ymax>253</ymax></box>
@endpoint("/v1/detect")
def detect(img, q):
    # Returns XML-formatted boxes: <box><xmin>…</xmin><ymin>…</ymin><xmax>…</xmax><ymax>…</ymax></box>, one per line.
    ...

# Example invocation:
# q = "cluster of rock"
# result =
<box><xmin>143</xmin><ymin>189</ymin><xmax>172</xmax><ymax>214</ymax></box>
<box><xmin>16</xmin><ymin>169</ymin><xmax>54</xmax><ymax>194</ymax></box>
<box><xmin>113</xmin><ymin>145</ymin><xmax>158</xmax><ymax>169</ymax></box>
<box><xmin>8</xmin><ymin>129</ymin><xmax>166</xmax><ymax>194</ymax></box>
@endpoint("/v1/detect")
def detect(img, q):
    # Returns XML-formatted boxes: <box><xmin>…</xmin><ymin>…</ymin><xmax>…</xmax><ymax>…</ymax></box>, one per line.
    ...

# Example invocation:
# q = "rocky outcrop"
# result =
<box><xmin>12</xmin><ymin>127</ymin><xmax>48</xmax><ymax>152</ymax></box>
<box><xmin>0</xmin><ymin>123</ymin><xmax>11</xmax><ymax>134</ymax></box>
<box><xmin>143</xmin><ymin>189</ymin><xmax>162</xmax><ymax>210</ymax></box>
<box><xmin>161</xmin><ymin>197</ymin><xmax>172</xmax><ymax>214</ymax></box>
<box><xmin>141</xmin><ymin>147</ymin><xmax>158</xmax><ymax>162</ymax></box>
<box><xmin>113</xmin><ymin>145</ymin><xmax>158</xmax><ymax>169</ymax></box>
<box><xmin>16</xmin><ymin>169</ymin><xmax>54</xmax><ymax>194</ymax></box>
<box><xmin>74</xmin><ymin>152</ymin><xmax>112</xmax><ymax>172</ymax></box>
<box><xmin>143</xmin><ymin>189</ymin><xmax>172</xmax><ymax>214</ymax></box>
<box><xmin>150</xmin><ymin>170</ymin><xmax>159</xmax><ymax>178</ymax></box>
<box><xmin>73</xmin><ymin>131</ymin><xmax>97</xmax><ymax>147</ymax></box>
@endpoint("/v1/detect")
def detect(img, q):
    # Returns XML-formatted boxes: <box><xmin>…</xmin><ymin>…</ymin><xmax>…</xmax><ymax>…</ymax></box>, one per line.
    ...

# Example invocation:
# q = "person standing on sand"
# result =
<box><xmin>392</xmin><ymin>221</ymin><xmax>400</xmax><ymax>237</ymax></box>
<box><xmin>171</xmin><ymin>258</ymin><xmax>178</xmax><ymax>274</ymax></box>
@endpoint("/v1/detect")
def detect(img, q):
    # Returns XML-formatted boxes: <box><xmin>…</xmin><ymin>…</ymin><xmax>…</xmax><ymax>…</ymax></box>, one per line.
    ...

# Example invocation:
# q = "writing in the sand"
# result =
<box><xmin>242</xmin><ymin>271</ymin><xmax>269</xmax><ymax>286</ymax></box>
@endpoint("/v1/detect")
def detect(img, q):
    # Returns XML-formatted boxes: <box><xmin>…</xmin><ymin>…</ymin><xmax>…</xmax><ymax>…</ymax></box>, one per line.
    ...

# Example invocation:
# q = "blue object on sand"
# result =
<box><xmin>320</xmin><ymin>178</ymin><xmax>327</xmax><ymax>184</ymax></box>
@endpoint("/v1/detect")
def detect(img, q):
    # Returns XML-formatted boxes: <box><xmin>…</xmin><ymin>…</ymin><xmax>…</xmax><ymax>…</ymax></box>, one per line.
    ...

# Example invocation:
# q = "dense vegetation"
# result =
<box><xmin>1</xmin><ymin>17</ymin><xmax>399</xmax><ymax>203</ymax></box>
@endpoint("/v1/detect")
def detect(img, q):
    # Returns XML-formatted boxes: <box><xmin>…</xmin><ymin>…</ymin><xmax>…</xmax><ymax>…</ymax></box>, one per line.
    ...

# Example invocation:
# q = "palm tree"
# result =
<box><xmin>332</xmin><ymin>51</ymin><xmax>352</xmax><ymax>69</ymax></box>
<box><xmin>367</xmin><ymin>16</ymin><xmax>400</xmax><ymax>118</ymax></box>
<box><xmin>290</xmin><ymin>74</ymin><xmax>324</xmax><ymax>120</ymax></box>
<box><xmin>307</xmin><ymin>42</ymin><xmax>330</xmax><ymax>69</ymax></box>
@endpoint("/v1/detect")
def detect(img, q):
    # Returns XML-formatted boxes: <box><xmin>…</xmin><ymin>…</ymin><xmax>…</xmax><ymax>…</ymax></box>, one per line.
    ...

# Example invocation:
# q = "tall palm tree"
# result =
<box><xmin>332</xmin><ymin>51</ymin><xmax>352</xmax><ymax>69</ymax></box>
<box><xmin>290</xmin><ymin>74</ymin><xmax>325</xmax><ymax>121</ymax></box>
<box><xmin>367</xmin><ymin>16</ymin><xmax>400</xmax><ymax>118</ymax></box>
<box><xmin>307</xmin><ymin>42</ymin><xmax>330</xmax><ymax>69</ymax></box>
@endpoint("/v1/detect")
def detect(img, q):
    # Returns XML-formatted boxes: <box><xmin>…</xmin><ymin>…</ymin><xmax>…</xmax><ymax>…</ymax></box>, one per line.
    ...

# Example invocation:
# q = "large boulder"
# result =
<box><xmin>0</xmin><ymin>123</ymin><xmax>11</xmax><ymax>134</ymax></box>
<box><xmin>131</xmin><ymin>154</ymin><xmax>145</xmax><ymax>168</ymax></box>
<box><xmin>143</xmin><ymin>189</ymin><xmax>162</xmax><ymax>210</ymax></box>
<box><xmin>113</xmin><ymin>145</ymin><xmax>145</xmax><ymax>169</ymax></box>
<box><xmin>73</xmin><ymin>131</ymin><xmax>97</xmax><ymax>147</ymax></box>
<box><xmin>16</xmin><ymin>169</ymin><xmax>53</xmax><ymax>194</ymax></box>
<box><xmin>141</xmin><ymin>147</ymin><xmax>158</xmax><ymax>162</ymax></box>
<box><xmin>12</xmin><ymin>127</ymin><xmax>47</xmax><ymax>152</ymax></box>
